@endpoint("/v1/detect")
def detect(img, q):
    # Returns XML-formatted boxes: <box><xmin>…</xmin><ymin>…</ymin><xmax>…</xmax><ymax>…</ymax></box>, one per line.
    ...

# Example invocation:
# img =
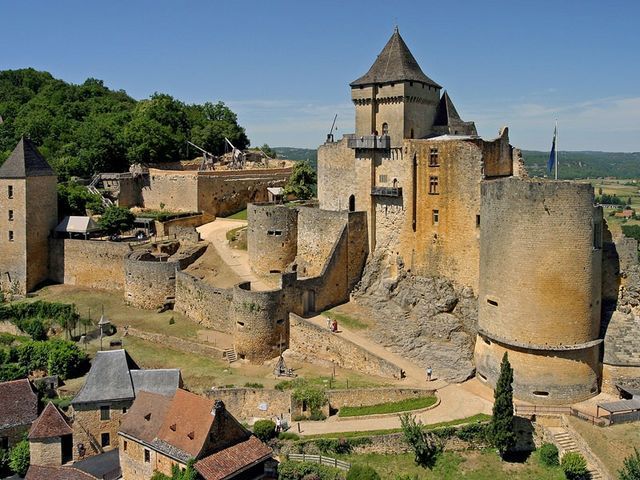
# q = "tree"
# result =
<box><xmin>561</xmin><ymin>452</ymin><xmax>588</xmax><ymax>480</ymax></box>
<box><xmin>346</xmin><ymin>464</ymin><xmax>381</xmax><ymax>480</ymax></box>
<box><xmin>9</xmin><ymin>440</ymin><xmax>29</xmax><ymax>477</ymax></box>
<box><xmin>619</xmin><ymin>448</ymin><xmax>640</xmax><ymax>480</ymax></box>
<box><xmin>99</xmin><ymin>206</ymin><xmax>135</xmax><ymax>235</ymax></box>
<box><xmin>538</xmin><ymin>443</ymin><xmax>559</xmax><ymax>466</ymax></box>
<box><xmin>399</xmin><ymin>412</ymin><xmax>441</xmax><ymax>468</ymax></box>
<box><xmin>490</xmin><ymin>352</ymin><xmax>516</xmax><ymax>457</ymax></box>
<box><xmin>252</xmin><ymin>419</ymin><xmax>276</xmax><ymax>442</ymax></box>
<box><xmin>283</xmin><ymin>161</ymin><xmax>316</xmax><ymax>200</ymax></box>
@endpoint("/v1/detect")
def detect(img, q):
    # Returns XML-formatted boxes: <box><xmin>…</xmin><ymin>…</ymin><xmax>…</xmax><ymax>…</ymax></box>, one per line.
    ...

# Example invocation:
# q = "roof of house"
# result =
<box><xmin>119</xmin><ymin>390</ymin><xmax>173</xmax><ymax>444</ymax></box>
<box><xmin>25</xmin><ymin>465</ymin><xmax>97</xmax><ymax>480</ymax></box>
<box><xmin>350</xmin><ymin>28</ymin><xmax>440</xmax><ymax>88</ymax></box>
<box><xmin>0</xmin><ymin>137</ymin><xmax>56</xmax><ymax>179</ymax></box>
<box><xmin>195</xmin><ymin>436</ymin><xmax>272</xmax><ymax>480</ymax></box>
<box><xmin>28</xmin><ymin>402</ymin><xmax>73</xmax><ymax>439</ymax></box>
<box><xmin>155</xmin><ymin>389</ymin><xmax>216</xmax><ymax>459</ymax></box>
<box><xmin>55</xmin><ymin>216</ymin><xmax>101</xmax><ymax>234</ymax></box>
<box><xmin>0</xmin><ymin>378</ymin><xmax>38</xmax><ymax>429</ymax></box>
<box><xmin>72</xmin><ymin>448</ymin><xmax>120</xmax><ymax>479</ymax></box>
<box><xmin>434</xmin><ymin>91</ymin><xmax>463</xmax><ymax>126</ymax></box>
<box><xmin>72</xmin><ymin>350</ymin><xmax>180</xmax><ymax>405</ymax></box>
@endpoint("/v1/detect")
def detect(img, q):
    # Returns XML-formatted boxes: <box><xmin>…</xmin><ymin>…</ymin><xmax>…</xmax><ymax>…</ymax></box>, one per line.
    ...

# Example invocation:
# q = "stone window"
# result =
<box><xmin>0</xmin><ymin>436</ymin><xmax>7</xmax><ymax>450</ymax></box>
<box><xmin>477</xmin><ymin>372</ymin><xmax>488</xmax><ymax>382</ymax></box>
<box><xmin>236</xmin><ymin>321</ymin><xmax>245</xmax><ymax>328</ymax></box>
<box><xmin>122</xmin><ymin>407</ymin><xmax>127</xmax><ymax>414</ymax></box>
<box><xmin>429</xmin><ymin>176</ymin><xmax>439</xmax><ymax>195</ymax></box>
<box><xmin>486</xmin><ymin>298</ymin><xmax>498</xmax><ymax>307</ymax></box>
<box><xmin>533</xmin><ymin>391</ymin><xmax>549</xmax><ymax>397</ymax></box>
<box><xmin>8</xmin><ymin>231</ymin><xmax>13</xmax><ymax>242</ymax></box>
<box><xmin>432</xmin><ymin>209</ymin><xmax>439</xmax><ymax>225</ymax></box>
<box><xmin>8</xmin><ymin>210</ymin><xmax>13</xmax><ymax>221</ymax></box>
<box><xmin>123</xmin><ymin>441</ymin><xmax>128</xmax><ymax>452</ymax></box>
<box><xmin>7</xmin><ymin>185</ymin><xmax>13</xmax><ymax>199</ymax></box>
<box><xmin>379</xmin><ymin>174</ymin><xmax>388</xmax><ymax>183</ymax></box>
<box><xmin>429</xmin><ymin>148</ymin><xmax>439</xmax><ymax>166</ymax></box>
<box><xmin>476</xmin><ymin>215</ymin><xmax>480</xmax><ymax>228</ymax></box>
<box><xmin>267</xmin><ymin>230</ymin><xmax>283</xmax><ymax>236</ymax></box>
<box><xmin>100</xmin><ymin>432</ymin><xmax>110</xmax><ymax>447</ymax></box>
<box><xmin>100</xmin><ymin>405</ymin><xmax>110</xmax><ymax>421</ymax></box>
<box><xmin>144</xmin><ymin>449</ymin><xmax>150</xmax><ymax>463</ymax></box>
<box><xmin>382</xmin><ymin>122</ymin><xmax>389</xmax><ymax>135</ymax></box>
<box><xmin>593</xmin><ymin>221</ymin><xmax>603</xmax><ymax>249</ymax></box>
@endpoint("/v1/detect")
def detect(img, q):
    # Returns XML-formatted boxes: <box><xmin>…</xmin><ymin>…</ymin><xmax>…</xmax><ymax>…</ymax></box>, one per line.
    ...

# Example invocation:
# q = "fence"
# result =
<box><xmin>514</xmin><ymin>404</ymin><xmax>609</xmax><ymax>427</ymax></box>
<box><xmin>288</xmin><ymin>453</ymin><xmax>351</xmax><ymax>471</ymax></box>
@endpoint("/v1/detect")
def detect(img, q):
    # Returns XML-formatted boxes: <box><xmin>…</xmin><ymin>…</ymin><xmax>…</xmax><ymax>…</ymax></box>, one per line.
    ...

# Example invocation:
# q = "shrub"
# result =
<box><xmin>309</xmin><ymin>410</ymin><xmax>327</xmax><ymax>421</ymax></box>
<box><xmin>278</xmin><ymin>431</ymin><xmax>300</xmax><ymax>441</ymax></box>
<box><xmin>168</xmin><ymin>317</ymin><xmax>175</xmax><ymax>325</ymax></box>
<box><xmin>400</xmin><ymin>413</ymin><xmax>441</xmax><ymax>468</ymax></box>
<box><xmin>99</xmin><ymin>205</ymin><xmax>135</xmax><ymax>234</ymax></box>
<box><xmin>9</xmin><ymin>440</ymin><xmax>30</xmax><ymax>477</ymax></box>
<box><xmin>0</xmin><ymin>363</ymin><xmax>27</xmax><ymax>382</ymax></box>
<box><xmin>275</xmin><ymin>380</ymin><xmax>294</xmax><ymax>391</ymax></box>
<box><xmin>619</xmin><ymin>447</ymin><xmax>640</xmax><ymax>480</ymax></box>
<box><xmin>561</xmin><ymin>452</ymin><xmax>588</xmax><ymax>480</ymax></box>
<box><xmin>346</xmin><ymin>464</ymin><xmax>380</xmax><ymax>480</ymax></box>
<box><xmin>277</xmin><ymin>460</ymin><xmax>343</xmax><ymax>480</ymax></box>
<box><xmin>291</xmin><ymin>380</ymin><xmax>327</xmax><ymax>414</ymax></box>
<box><xmin>538</xmin><ymin>443</ymin><xmax>559</xmax><ymax>466</ymax></box>
<box><xmin>253</xmin><ymin>419</ymin><xmax>276</xmax><ymax>442</ymax></box>
<box><xmin>244</xmin><ymin>382</ymin><xmax>264</xmax><ymax>388</ymax></box>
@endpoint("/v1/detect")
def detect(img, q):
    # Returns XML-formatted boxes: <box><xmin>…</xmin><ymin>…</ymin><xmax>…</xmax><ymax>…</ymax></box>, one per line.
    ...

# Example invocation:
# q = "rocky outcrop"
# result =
<box><xmin>353</xmin><ymin>252</ymin><xmax>477</xmax><ymax>382</ymax></box>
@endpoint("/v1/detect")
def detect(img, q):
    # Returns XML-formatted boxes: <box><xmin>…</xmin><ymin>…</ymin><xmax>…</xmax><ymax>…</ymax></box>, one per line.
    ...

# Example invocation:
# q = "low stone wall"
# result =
<box><xmin>289</xmin><ymin>314</ymin><xmax>403</xmax><ymax>379</ymax></box>
<box><xmin>0</xmin><ymin>321</ymin><xmax>22</xmax><ymax>336</ymax></box>
<box><xmin>327</xmin><ymin>388</ymin><xmax>437</xmax><ymax>410</ymax></box>
<box><xmin>49</xmin><ymin>239</ymin><xmax>131</xmax><ymax>290</ymax></box>
<box><xmin>602</xmin><ymin>364</ymin><xmax>640</xmax><ymax>396</ymax></box>
<box><xmin>126</xmin><ymin>327</ymin><xmax>225</xmax><ymax>359</ymax></box>
<box><xmin>174</xmin><ymin>272</ymin><xmax>234</xmax><ymax>333</ymax></box>
<box><xmin>206</xmin><ymin>388</ymin><xmax>293</xmax><ymax>422</ymax></box>
<box><xmin>154</xmin><ymin>214</ymin><xmax>208</xmax><ymax>237</ymax></box>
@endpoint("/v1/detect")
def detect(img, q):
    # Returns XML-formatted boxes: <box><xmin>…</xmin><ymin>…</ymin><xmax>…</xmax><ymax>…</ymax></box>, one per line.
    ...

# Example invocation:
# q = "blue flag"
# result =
<box><xmin>547</xmin><ymin>125</ymin><xmax>557</xmax><ymax>173</ymax></box>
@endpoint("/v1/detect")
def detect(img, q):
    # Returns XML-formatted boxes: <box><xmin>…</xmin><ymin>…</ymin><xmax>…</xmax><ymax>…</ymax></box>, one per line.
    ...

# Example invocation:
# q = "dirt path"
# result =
<box><xmin>197</xmin><ymin>219</ymin><xmax>271</xmax><ymax>291</ymax></box>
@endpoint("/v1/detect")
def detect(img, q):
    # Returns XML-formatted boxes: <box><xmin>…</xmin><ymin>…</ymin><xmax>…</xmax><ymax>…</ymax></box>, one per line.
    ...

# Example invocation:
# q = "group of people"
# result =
<box><xmin>326</xmin><ymin>317</ymin><xmax>338</xmax><ymax>332</ymax></box>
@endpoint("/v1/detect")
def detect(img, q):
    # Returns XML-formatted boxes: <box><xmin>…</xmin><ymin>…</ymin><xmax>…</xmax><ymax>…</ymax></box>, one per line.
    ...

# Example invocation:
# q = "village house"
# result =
<box><xmin>118</xmin><ymin>389</ymin><xmax>273</xmax><ymax>480</ymax></box>
<box><xmin>0</xmin><ymin>378</ymin><xmax>38</xmax><ymax>450</ymax></box>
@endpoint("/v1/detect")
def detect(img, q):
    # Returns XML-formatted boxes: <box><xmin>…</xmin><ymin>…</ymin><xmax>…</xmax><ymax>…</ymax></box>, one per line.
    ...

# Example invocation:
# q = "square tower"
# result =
<box><xmin>0</xmin><ymin>137</ymin><xmax>58</xmax><ymax>294</ymax></box>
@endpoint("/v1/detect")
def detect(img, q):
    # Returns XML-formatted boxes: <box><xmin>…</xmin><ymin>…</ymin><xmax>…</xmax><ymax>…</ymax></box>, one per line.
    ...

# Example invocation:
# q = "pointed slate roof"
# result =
<box><xmin>72</xmin><ymin>350</ymin><xmax>138</xmax><ymax>404</ymax></box>
<box><xmin>0</xmin><ymin>137</ymin><xmax>55</xmax><ymax>179</ymax></box>
<box><xmin>28</xmin><ymin>402</ymin><xmax>73</xmax><ymax>439</ymax></box>
<box><xmin>433</xmin><ymin>91</ymin><xmax>463</xmax><ymax>126</ymax></box>
<box><xmin>351</xmin><ymin>28</ymin><xmax>440</xmax><ymax>88</ymax></box>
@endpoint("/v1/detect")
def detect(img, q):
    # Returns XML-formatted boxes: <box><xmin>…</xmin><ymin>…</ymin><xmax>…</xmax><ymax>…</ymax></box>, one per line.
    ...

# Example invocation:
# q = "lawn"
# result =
<box><xmin>339</xmin><ymin>450</ymin><xmax>565</xmax><ymax>480</ymax></box>
<box><xmin>338</xmin><ymin>396</ymin><xmax>437</xmax><ymax>417</ymax></box>
<box><xmin>226</xmin><ymin>209</ymin><xmax>247</xmax><ymax>220</ymax></box>
<box><xmin>322</xmin><ymin>310</ymin><xmax>369</xmax><ymax>331</ymax></box>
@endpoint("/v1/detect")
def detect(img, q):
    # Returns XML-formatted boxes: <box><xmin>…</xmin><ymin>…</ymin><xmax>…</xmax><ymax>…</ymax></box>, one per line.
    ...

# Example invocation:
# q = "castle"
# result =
<box><xmin>1</xmin><ymin>29</ymin><xmax>639</xmax><ymax>406</ymax></box>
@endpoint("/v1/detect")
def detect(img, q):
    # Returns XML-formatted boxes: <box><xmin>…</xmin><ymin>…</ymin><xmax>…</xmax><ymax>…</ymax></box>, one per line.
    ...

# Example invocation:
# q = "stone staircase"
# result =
<box><xmin>551</xmin><ymin>428</ymin><xmax>604</xmax><ymax>479</ymax></box>
<box><xmin>224</xmin><ymin>347</ymin><xmax>238</xmax><ymax>363</ymax></box>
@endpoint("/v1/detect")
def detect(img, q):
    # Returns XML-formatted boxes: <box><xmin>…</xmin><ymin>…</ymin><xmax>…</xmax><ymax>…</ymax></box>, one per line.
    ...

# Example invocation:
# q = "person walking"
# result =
<box><xmin>426</xmin><ymin>366</ymin><xmax>433</xmax><ymax>382</ymax></box>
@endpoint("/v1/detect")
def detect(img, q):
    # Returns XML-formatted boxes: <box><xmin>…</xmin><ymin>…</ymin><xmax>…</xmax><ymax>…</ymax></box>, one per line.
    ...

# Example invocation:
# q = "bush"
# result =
<box><xmin>244</xmin><ymin>382</ymin><xmax>264</xmax><ymax>388</ymax></box>
<box><xmin>99</xmin><ymin>205</ymin><xmax>135</xmax><ymax>234</ymax></box>
<box><xmin>619</xmin><ymin>447</ymin><xmax>640</xmax><ymax>480</ymax></box>
<box><xmin>538</xmin><ymin>443</ymin><xmax>559</xmax><ymax>466</ymax></box>
<box><xmin>13</xmin><ymin>339</ymin><xmax>88</xmax><ymax>380</ymax></box>
<box><xmin>279</xmin><ymin>431</ymin><xmax>300</xmax><ymax>441</ymax></box>
<box><xmin>276</xmin><ymin>380</ymin><xmax>294</xmax><ymax>391</ymax></box>
<box><xmin>346</xmin><ymin>464</ymin><xmax>380</xmax><ymax>480</ymax></box>
<box><xmin>253</xmin><ymin>419</ymin><xmax>276</xmax><ymax>442</ymax></box>
<box><xmin>0</xmin><ymin>363</ymin><xmax>27</xmax><ymax>382</ymax></box>
<box><xmin>400</xmin><ymin>413</ymin><xmax>441</xmax><ymax>468</ymax></box>
<box><xmin>9</xmin><ymin>440</ymin><xmax>29</xmax><ymax>477</ymax></box>
<box><xmin>277</xmin><ymin>460</ymin><xmax>343</xmax><ymax>480</ymax></box>
<box><xmin>168</xmin><ymin>317</ymin><xmax>175</xmax><ymax>325</ymax></box>
<box><xmin>309</xmin><ymin>410</ymin><xmax>327</xmax><ymax>421</ymax></box>
<box><xmin>561</xmin><ymin>452</ymin><xmax>588</xmax><ymax>480</ymax></box>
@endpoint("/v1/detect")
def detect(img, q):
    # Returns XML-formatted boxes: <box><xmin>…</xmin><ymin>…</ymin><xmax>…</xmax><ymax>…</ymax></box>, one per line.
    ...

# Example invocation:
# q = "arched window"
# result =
<box><xmin>382</xmin><ymin>123</ymin><xmax>389</xmax><ymax>135</ymax></box>
<box><xmin>348</xmin><ymin>195</ymin><xmax>355</xmax><ymax>212</ymax></box>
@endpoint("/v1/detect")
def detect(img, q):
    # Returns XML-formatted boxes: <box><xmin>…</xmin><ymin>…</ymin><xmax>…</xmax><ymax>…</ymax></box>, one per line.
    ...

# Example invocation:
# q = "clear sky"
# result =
<box><xmin>2</xmin><ymin>0</ymin><xmax>639</xmax><ymax>151</ymax></box>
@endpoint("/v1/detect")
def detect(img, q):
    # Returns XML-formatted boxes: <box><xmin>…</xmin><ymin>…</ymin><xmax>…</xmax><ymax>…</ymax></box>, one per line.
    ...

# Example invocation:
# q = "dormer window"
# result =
<box><xmin>187</xmin><ymin>431</ymin><xmax>195</xmax><ymax>440</ymax></box>
<box><xmin>144</xmin><ymin>413</ymin><xmax>151</xmax><ymax>421</ymax></box>
<box><xmin>170</xmin><ymin>424</ymin><xmax>176</xmax><ymax>431</ymax></box>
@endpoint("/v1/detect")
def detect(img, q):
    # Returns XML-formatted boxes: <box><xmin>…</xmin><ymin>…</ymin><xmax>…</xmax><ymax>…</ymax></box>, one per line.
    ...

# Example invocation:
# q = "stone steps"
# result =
<box><xmin>224</xmin><ymin>347</ymin><xmax>238</xmax><ymax>363</ymax></box>
<box><xmin>552</xmin><ymin>429</ymin><xmax>605</xmax><ymax>480</ymax></box>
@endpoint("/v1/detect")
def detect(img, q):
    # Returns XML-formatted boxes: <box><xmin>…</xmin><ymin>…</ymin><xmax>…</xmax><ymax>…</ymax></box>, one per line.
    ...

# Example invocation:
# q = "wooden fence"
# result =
<box><xmin>514</xmin><ymin>404</ymin><xmax>609</xmax><ymax>427</ymax></box>
<box><xmin>288</xmin><ymin>453</ymin><xmax>351</xmax><ymax>471</ymax></box>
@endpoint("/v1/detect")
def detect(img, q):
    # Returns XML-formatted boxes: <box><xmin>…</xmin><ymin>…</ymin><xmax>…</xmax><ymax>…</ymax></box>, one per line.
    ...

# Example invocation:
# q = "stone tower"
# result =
<box><xmin>0</xmin><ymin>137</ymin><xmax>58</xmax><ymax>295</ymax></box>
<box><xmin>350</xmin><ymin>27</ymin><xmax>442</xmax><ymax>145</ymax></box>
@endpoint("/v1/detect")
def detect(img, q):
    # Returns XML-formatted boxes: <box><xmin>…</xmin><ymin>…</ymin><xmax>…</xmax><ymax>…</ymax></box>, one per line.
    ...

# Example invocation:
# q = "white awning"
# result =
<box><xmin>55</xmin><ymin>216</ymin><xmax>101</xmax><ymax>234</ymax></box>
<box><xmin>267</xmin><ymin>187</ymin><xmax>284</xmax><ymax>196</ymax></box>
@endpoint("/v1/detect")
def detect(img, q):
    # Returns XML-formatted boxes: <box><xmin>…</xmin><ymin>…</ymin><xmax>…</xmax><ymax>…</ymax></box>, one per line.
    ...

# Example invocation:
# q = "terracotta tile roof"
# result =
<box><xmin>195</xmin><ymin>436</ymin><xmax>272</xmax><ymax>480</ymax></box>
<box><xmin>28</xmin><ymin>402</ymin><xmax>73</xmax><ymax>439</ymax></box>
<box><xmin>156</xmin><ymin>389</ymin><xmax>216</xmax><ymax>458</ymax></box>
<box><xmin>25</xmin><ymin>465</ymin><xmax>97</xmax><ymax>480</ymax></box>
<box><xmin>0</xmin><ymin>379</ymin><xmax>38</xmax><ymax>429</ymax></box>
<box><xmin>118</xmin><ymin>391</ymin><xmax>173</xmax><ymax>444</ymax></box>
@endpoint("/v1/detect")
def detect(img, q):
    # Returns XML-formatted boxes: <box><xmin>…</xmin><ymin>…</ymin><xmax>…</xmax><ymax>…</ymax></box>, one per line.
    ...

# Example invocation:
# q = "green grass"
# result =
<box><xmin>303</xmin><ymin>413</ymin><xmax>492</xmax><ymax>439</ymax></box>
<box><xmin>338</xmin><ymin>396</ymin><xmax>437</xmax><ymax>417</ymax></box>
<box><xmin>337</xmin><ymin>450</ymin><xmax>565</xmax><ymax>480</ymax></box>
<box><xmin>322</xmin><ymin>310</ymin><xmax>369</xmax><ymax>330</ymax></box>
<box><xmin>226</xmin><ymin>209</ymin><xmax>247</xmax><ymax>220</ymax></box>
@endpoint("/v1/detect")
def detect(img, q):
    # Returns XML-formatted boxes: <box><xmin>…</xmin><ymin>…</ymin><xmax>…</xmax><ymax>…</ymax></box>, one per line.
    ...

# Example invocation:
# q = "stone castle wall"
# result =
<box><xmin>141</xmin><ymin>170</ymin><xmax>200</xmax><ymax>213</ymax></box>
<box><xmin>0</xmin><ymin>179</ymin><xmax>27</xmax><ymax>294</ymax></box>
<box><xmin>317</xmin><ymin>138</ymin><xmax>358</xmax><ymax>212</ymax></box>
<box><xmin>49</xmin><ymin>239</ymin><xmax>132</xmax><ymax>291</ymax></box>
<box><xmin>26</xmin><ymin>175</ymin><xmax>58</xmax><ymax>292</ymax></box>
<box><xmin>247</xmin><ymin>204</ymin><xmax>298</xmax><ymax>275</ymax></box>
<box><xmin>206</xmin><ymin>388</ymin><xmax>293</xmax><ymax>422</ymax></box>
<box><xmin>154</xmin><ymin>214</ymin><xmax>208</xmax><ymax>237</ymax></box>
<box><xmin>174</xmin><ymin>271</ymin><xmax>234</xmax><ymax>333</ymax></box>
<box><xmin>296</xmin><ymin>208</ymin><xmax>349</xmax><ymax>278</ymax></box>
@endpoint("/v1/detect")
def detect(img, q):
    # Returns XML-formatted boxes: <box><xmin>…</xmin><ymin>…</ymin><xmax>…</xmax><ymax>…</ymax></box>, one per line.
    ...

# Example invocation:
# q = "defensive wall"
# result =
<box><xmin>247</xmin><ymin>204</ymin><xmax>298</xmax><ymax>275</ymax></box>
<box><xmin>174</xmin><ymin>271</ymin><xmax>234</xmax><ymax>333</ymax></box>
<box><xmin>153</xmin><ymin>213</ymin><xmax>209</xmax><ymax>237</ymax></box>
<box><xmin>49</xmin><ymin>239</ymin><xmax>132</xmax><ymax>291</ymax></box>
<box><xmin>475</xmin><ymin>177</ymin><xmax>603</xmax><ymax>404</ymax></box>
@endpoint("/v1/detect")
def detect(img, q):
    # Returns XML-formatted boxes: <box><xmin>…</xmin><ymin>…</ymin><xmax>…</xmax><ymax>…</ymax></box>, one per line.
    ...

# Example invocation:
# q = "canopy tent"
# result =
<box><xmin>55</xmin><ymin>216</ymin><xmax>101</xmax><ymax>238</ymax></box>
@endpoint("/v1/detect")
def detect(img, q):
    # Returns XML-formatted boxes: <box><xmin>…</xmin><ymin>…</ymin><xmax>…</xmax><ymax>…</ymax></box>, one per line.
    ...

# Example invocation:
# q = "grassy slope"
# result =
<box><xmin>338</xmin><ymin>396</ymin><xmax>437</xmax><ymax>417</ymax></box>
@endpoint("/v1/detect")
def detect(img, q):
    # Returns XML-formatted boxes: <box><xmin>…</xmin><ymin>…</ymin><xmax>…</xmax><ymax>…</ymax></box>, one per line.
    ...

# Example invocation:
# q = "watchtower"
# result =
<box><xmin>0</xmin><ymin>137</ymin><xmax>57</xmax><ymax>294</ymax></box>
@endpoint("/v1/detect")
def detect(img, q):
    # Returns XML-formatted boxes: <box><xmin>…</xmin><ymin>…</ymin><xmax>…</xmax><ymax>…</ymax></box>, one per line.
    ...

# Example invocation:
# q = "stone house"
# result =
<box><xmin>28</xmin><ymin>402</ymin><xmax>74</xmax><ymax>467</ymax></box>
<box><xmin>118</xmin><ymin>389</ymin><xmax>273</xmax><ymax>480</ymax></box>
<box><xmin>0</xmin><ymin>378</ymin><xmax>38</xmax><ymax>450</ymax></box>
<box><xmin>70</xmin><ymin>349</ymin><xmax>181</xmax><ymax>461</ymax></box>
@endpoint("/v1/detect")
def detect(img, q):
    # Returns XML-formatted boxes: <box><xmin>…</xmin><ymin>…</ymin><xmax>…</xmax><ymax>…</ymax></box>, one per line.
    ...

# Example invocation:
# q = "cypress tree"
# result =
<box><xmin>490</xmin><ymin>352</ymin><xmax>516</xmax><ymax>457</ymax></box>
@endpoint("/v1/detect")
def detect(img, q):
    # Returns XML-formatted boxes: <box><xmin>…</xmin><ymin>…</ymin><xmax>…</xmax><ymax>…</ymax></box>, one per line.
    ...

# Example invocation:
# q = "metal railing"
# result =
<box><xmin>347</xmin><ymin>135</ymin><xmax>391</xmax><ymax>150</ymax></box>
<box><xmin>371</xmin><ymin>186</ymin><xmax>402</xmax><ymax>197</ymax></box>
<box><xmin>514</xmin><ymin>404</ymin><xmax>609</xmax><ymax>427</ymax></box>
<box><xmin>288</xmin><ymin>453</ymin><xmax>351</xmax><ymax>471</ymax></box>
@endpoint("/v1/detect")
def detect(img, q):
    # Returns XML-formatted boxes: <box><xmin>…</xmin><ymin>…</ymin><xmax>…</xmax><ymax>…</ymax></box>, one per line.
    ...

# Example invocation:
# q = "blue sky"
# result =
<box><xmin>1</xmin><ymin>0</ymin><xmax>639</xmax><ymax>151</ymax></box>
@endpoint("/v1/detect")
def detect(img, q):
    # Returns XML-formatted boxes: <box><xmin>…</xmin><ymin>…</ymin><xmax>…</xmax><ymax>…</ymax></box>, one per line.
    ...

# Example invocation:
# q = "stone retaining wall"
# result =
<box><xmin>326</xmin><ymin>388</ymin><xmax>437</xmax><ymax>410</ymax></box>
<box><xmin>154</xmin><ymin>214</ymin><xmax>209</xmax><ymax>237</ymax></box>
<box><xmin>174</xmin><ymin>272</ymin><xmax>234</xmax><ymax>333</ymax></box>
<box><xmin>125</xmin><ymin>327</ymin><xmax>225</xmax><ymax>359</ymax></box>
<box><xmin>206</xmin><ymin>388</ymin><xmax>293</xmax><ymax>422</ymax></box>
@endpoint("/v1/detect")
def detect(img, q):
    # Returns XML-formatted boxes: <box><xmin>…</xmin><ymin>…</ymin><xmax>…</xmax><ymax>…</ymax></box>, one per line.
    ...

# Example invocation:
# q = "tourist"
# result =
<box><xmin>331</xmin><ymin>319</ymin><xmax>338</xmax><ymax>333</ymax></box>
<box><xmin>275</xmin><ymin>416</ymin><xmax>281</xmax><ymax>433</ymax></box>
<box><xmin>427</xmin><ymin>366</ymin><xmax>432</xmax><ymax>382</ymax></box>
<box><xmin>327</xmin><ymin>317</ymin><xmax>332</xmax><ymax>330</ymax></box>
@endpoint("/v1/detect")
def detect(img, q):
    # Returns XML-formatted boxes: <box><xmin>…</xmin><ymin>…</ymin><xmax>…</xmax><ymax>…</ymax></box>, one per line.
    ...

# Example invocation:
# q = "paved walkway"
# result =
<box><xmin>197</xmin><ymin>219</ymin><xmax>271</xmax><ymax>291</ymax></box>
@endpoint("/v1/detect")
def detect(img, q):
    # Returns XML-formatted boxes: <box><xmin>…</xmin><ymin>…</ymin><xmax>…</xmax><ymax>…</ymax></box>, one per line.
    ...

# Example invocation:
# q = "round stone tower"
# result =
<box><xmin>474</xmin><ymin>177</ymin><xmax>603</xmax><ymax>404</ymax></box>
<box><xmin>247</xmin><ymin>204</ymin><xmax>298</xmax><ymax>275</ymax></box>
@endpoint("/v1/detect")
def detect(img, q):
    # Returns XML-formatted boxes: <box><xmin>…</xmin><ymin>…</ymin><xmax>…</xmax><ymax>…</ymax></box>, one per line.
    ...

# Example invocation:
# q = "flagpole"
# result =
<box><xmin>555</xmin><ymin>119</ymin><xmax>558</xmax><ymax>180</ymax></box>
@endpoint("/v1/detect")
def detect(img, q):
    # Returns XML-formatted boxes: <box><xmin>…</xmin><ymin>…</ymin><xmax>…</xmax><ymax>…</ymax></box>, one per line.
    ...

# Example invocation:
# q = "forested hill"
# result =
<box><xmin>0</xmin><ymin>68</ymin><xmax>249</xmax><ymax>179</ymax></box>
<box><xmin>275</xmin><ymin>146</ymin><xmax>640</xmax><ymax>179</ymax></box>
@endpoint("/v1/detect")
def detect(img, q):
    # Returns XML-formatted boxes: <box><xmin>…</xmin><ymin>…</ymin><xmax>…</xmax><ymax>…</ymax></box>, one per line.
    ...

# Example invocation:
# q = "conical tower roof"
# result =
<box><xmin>0</xmin><ymin>136</ymin><xmax>55</xmax><ymax>179</ymax></box>
<box><xmin>433</xmin><ymin>91</ymin><xmax>463</xmax><ymax>126</ymax></box>
<box><xmin>28</xmin><ymin>402</ymin><xmax>73</xmax><ymax>439</ymax></box>
<box><xmin>351</xmin><ymin>28</ymin><xmax>440</xmax><ymax>88</ymax></box>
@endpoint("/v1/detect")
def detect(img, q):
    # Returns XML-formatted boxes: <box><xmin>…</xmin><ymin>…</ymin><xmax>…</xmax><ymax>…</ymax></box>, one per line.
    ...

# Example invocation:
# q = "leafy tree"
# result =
<box><xmin>561</xmin><ymin>452</ymin><xmax>588</xmax><ymax>480</ymax></box>
<box><xmin>8</xmin><ymin>440</ymin><xmax>29</xmax><ymax>477</ymax></box>
<box><xmin>57</xmin><ymin>182</ymin><xmax>103</xmax><ymax>217</ymax></box>
<box><xmin>490</xmin><ymin>352</ymin><xmax>516</xmax><ymax>457</ymax></box>
<box><xmin>619</xmin><ymin>447</ymin><xmax>640</xmax><ymax>480</ymax></box>
<box><xmin>0</xmin><ymin>364</ymin><xmax>27</xmax><ymax>382</ymax></box>
<box><xmin>99</xmin><ymin>206</ymin><xmax>135</xmax><ymax>235</ymax></box>
<box><xmin>283</xmin><ymin>161</ymin><xmax>317</xmax><ymax>200</ymax></box>
<box><xmin>253</xmin><ymin>419</ymin><xmax>276</xmax><ymax>442</ymax></box>
<box><xmin>291</xmin><ymin>379</ymin><xmax>327</xmax><ymax>417</ymax></box>
<box><xmin>346</xmin><ymin>464</ymin><xmax>381</xmax><ymax>480</ymax></box>
<box><xmin>538</xmin><ymin>443</ymin><xmax>559</xmax><ymax>466</ymax></box>
<box><xmin>277</xmin><ymin>460</ymin><xmax>342</xmax><ymax>480</ymax></box>
<box><xmin>399</xmin><ymin>412</ymin><xmax>441</xmax><ymax>468</ymax></box>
